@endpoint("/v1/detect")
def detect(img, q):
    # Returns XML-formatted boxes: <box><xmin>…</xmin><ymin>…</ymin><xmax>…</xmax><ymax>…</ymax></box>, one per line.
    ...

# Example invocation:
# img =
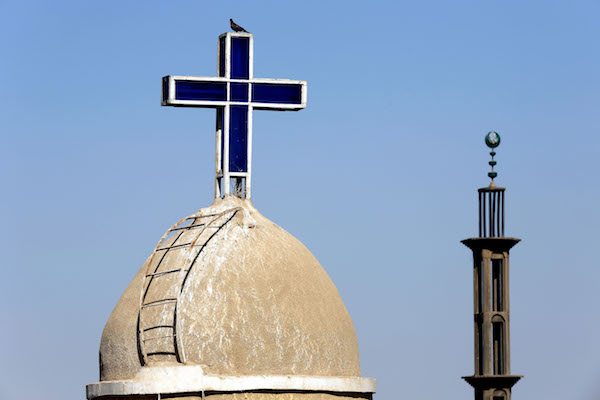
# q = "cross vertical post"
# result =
<box><xmin>162</xmin><ymin>31</ymin><xmax>307</xmax><ymax>200</ymax></box>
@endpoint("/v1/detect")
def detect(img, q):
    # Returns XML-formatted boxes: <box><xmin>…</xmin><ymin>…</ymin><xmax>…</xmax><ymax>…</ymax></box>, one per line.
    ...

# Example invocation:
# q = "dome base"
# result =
<box><xmin>87</xmin><ymin>365</ymin><xmax>375</xmax><ymax>399</ymax></box>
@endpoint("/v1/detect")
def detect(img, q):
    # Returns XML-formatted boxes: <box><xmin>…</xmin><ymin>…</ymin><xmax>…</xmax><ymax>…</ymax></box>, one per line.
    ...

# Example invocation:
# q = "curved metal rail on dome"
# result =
<box><xmin>137</xmin><ymin>207</ymin><xmax>241</xmax><ymax>365</ymax></box>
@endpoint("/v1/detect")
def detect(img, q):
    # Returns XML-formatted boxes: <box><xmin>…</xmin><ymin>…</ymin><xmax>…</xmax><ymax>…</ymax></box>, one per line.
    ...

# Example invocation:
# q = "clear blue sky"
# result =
<box><xmin>2</xmin><ymin>1</ymin><xmax>599</xmax><ymax>399</ymax></box>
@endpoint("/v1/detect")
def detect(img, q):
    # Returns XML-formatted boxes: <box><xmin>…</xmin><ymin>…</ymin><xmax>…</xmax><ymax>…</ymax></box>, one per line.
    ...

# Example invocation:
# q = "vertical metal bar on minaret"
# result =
<box><xmin>489</xmin><ymin>192</ymin><xmax>494</xmax><ymax>237</ymax></box>
<box><xmin>490</xmin><ymin>192</ymin><xmax>493</xmax><ymax>237</ymax></box>
<box><xmin>479</xmin><ymin>191</ymin><xmax>485</xmax><ymax>237</ymax></box>
<box><xmin>501</xmin><ymin>191</ymin><xmax>505</xmax><ymax>237</ymax></box>
<box><xmin>482</xmin><ymin>193</ymin><xmax>487</xmax><ymax>237</ymax></box>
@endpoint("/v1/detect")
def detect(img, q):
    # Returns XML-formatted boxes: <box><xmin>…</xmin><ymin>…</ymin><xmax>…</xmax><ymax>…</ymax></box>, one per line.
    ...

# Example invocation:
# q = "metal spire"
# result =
<box><xmin>485</xmin><ymin>131</ymin><xmax>501</xmax><ymax>187</ymax></box>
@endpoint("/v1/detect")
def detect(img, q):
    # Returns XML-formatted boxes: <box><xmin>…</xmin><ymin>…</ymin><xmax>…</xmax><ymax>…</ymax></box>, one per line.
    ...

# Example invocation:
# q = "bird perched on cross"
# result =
<box><xmin>230</xmin><ymin>18</ymin><xmax>248</xmax><ymax>32</ymax></box>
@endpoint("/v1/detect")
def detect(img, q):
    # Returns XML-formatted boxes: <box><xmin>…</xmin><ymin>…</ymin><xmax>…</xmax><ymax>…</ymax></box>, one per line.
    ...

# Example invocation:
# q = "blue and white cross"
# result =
<box><xmin>162</xmin><ymin>32</ymin><xmax>307</xmax><ymax>199</ymax></box>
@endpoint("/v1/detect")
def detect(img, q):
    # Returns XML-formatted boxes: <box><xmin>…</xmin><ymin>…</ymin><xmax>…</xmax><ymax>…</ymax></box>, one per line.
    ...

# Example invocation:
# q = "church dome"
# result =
<box><xmin>99</xmin><ymin>197</ymin><xmax>361</xmax><ymax>382</ymax></box>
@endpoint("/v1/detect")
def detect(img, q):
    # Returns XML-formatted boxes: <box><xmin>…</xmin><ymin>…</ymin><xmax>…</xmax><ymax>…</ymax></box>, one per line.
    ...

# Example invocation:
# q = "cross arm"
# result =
<box><xmin>161</xmin><ymin>76</ymin><xmax>307</xmax><ymax>110</ymax></box>
<box><xmin>250</xmin><ymin>79</ymin><xmax>307</xmax><ymax>111</ymax></box>
<box><xmin>162</xmin><ymin>76</ymin><xmax>229</xmax><ymax>108</ymax></box>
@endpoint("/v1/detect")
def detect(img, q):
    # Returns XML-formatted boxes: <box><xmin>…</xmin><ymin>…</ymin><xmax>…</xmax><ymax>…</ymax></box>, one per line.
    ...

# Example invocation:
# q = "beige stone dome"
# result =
<box><xmin>99</xmin><ymin>197</ymin><xmax>362</xmax><ymax>383</ymax></box>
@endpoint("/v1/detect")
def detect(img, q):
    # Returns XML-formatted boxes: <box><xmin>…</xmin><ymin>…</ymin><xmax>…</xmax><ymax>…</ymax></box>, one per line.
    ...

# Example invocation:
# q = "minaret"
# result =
<box><xmin>462</xmin><ymin>131</ymin><xmax>523</xmax><ymax>400</ymax></box>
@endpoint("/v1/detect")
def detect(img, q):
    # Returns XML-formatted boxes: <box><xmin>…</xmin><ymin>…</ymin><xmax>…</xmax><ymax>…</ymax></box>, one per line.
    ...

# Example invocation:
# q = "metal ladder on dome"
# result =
<box><xmin>137</xmin><ymin>207</ymin><xmax>241</xmax><ymax>365</ymax></box>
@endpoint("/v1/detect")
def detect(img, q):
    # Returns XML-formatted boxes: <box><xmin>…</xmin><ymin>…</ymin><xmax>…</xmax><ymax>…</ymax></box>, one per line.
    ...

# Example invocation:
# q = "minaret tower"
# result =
<box><xmin>462</xmin><ymin>131</ymin><xmax>523</xmax><ymax>400</ymax></box>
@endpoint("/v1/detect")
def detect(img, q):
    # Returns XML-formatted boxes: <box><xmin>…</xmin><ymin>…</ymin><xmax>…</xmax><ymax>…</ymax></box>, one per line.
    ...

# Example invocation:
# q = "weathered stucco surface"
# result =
<box><xmin>99</xmin><ymin>197</ymin><xmax>361</xmax><ymax>381</ymax></box>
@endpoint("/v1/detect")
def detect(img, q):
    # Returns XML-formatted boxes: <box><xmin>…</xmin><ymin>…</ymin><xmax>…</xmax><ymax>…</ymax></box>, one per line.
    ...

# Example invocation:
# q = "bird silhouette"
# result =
<box><xmin>230</xmin><ymin>19</ymin><xmax>248</xmax><ymax>33</ymax></box>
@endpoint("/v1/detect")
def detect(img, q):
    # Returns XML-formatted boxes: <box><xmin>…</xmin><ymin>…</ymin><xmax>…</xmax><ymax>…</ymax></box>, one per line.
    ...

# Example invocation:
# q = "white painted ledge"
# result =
<box><xmin>87</xmin><ymin>366</ymin><xmax>376</xmax><ymax>399</ymax></box>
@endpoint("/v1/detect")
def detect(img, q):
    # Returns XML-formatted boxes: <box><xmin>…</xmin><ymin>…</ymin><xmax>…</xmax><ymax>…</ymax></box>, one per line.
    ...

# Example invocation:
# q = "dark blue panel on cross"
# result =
<box><xmin>230</xmin><ymin>82</ymin><xmax>249</xmax><ymax>102</ymax></box>
<box><xmin>229</xmin><ymin>106</ymin><xmax>248</xmax><ymax>172</ymax></box>
<box><xmin>231</xmin><ymin>37</ymin><xmax>250</xmax><ymax>79</ymax></box>
<box><xmin>175</xmin><ymin>80</ymin><xmax>227</xmax><ymax>101</ymax></box>
<box><xmin>252</xmin><ymin>83</ymin><xmax>303</xmax><ymax>104</ymax></box>
<box><xmin>218</xmin><ymin>36</ymin><xmax>226</xmax><ymax>77</ymax></box>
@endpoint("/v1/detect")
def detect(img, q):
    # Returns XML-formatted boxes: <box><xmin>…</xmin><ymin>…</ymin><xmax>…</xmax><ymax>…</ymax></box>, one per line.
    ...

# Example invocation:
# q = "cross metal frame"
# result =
<box><xmin>162</xmin><ymin>32</ymin><xmax>307</xmax><ymax>199</ymax></box>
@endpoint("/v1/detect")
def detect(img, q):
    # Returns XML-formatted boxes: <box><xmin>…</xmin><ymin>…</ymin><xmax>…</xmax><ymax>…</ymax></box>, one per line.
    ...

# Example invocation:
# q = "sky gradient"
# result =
<box><xmin>2</xmin><ymin>1</ymin><xmax>600</xmax><ymax>399</ymax></box>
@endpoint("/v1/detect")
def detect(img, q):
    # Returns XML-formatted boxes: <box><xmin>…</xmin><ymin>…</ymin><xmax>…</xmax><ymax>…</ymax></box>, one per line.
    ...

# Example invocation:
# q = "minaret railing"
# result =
<box><xmin>478</xmin><ymin>187</ymin><xmax>505</xmax><ymax>238</ymax></box>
